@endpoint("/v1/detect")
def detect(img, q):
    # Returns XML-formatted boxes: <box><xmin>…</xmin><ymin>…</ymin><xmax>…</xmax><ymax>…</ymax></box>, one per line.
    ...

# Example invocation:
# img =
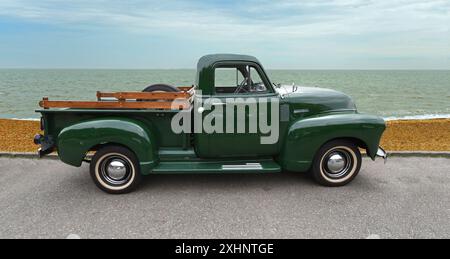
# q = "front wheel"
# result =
<box><xmin>90</xmin><ymin>146</ymin><xmax>142</xmax><ymax>194</ymax></box>
<box><xmin>311</xmin><ymin>140</ymin><xmax>362</xmax><ymax>187</ymax></box>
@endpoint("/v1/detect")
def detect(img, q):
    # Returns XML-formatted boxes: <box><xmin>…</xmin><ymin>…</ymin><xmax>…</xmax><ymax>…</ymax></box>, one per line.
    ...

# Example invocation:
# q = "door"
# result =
<box><xmin>194</xmin><ymin>62</ymin><xmax>280</xmax><ymax>158</ymax></box>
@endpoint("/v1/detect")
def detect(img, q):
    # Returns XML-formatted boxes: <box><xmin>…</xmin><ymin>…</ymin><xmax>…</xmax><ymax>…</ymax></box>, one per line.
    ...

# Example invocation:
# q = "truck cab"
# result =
<box><xmin>194</xmin><ymin>54</ymin><xmax>282</xmax><ymax>158</ymax></box>
<box><xmin>35</xmin><ymin>54</ymin><xmax>387</xmax><ymax>194</ymax></box>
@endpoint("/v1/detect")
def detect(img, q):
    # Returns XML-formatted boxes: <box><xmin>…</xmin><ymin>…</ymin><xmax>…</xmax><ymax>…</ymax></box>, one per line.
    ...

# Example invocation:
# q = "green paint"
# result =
<box><xmin>36</xmin><ymin>54</ymin><xmax>386</xmax><ymax>175</ymax></box>
<box><xmin>279</xmin><ymin>113</ymin><xmax>385</xmax><ymax>172</ymax></box>
<box><xmin>56</xmin><ymin>117</ymin><xmax>158</xmax><ymax>174</ymax></box>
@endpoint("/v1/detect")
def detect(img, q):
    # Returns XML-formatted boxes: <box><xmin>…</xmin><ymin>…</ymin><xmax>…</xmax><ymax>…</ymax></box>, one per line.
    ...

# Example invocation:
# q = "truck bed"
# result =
<box><xmin>37</xmin><ymin>87</ymin><xmax>195</xmax><ymax>149</ymax></box>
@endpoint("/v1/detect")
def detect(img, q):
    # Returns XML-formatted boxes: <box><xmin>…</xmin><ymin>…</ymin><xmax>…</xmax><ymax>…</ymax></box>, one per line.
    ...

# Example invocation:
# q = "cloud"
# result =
<box><xmin>0</xmin><ymin>0</ymin><xmax>448</xmax><ymax>68</ymax></box>
<box><xmin>0</xmin><ymin>0</ymin><xmax>448</xmax><ymax>39</ymax></box>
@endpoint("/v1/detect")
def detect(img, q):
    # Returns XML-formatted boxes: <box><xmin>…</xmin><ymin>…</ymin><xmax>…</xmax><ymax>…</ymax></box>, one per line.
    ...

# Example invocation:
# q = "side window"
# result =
<box><xmin>214</xmin><ymin>65</ymin><xmax>271</xmax><ymax>95</ymax></box>
<box><xmin>214</xmin><ymin>67</ymin><xmax>245</xmax><ymax>94</ymax></box>
<box><xmin>215</xmin><ymin>68</ymin><xmax>244</xmax><ymax>88</ymax></box>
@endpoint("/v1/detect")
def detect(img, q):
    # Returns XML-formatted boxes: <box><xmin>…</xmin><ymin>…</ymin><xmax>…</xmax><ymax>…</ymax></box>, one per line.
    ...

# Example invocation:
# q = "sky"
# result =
<box><xmin>0</xmin><ymin>0</ymin><xmax>449</xmax><ymax>69</ymax></box>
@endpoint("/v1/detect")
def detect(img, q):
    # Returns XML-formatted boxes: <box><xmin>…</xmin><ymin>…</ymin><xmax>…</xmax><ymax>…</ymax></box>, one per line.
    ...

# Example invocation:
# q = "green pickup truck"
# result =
<box><xmin>35</xmin><ymin>54</ymin><xmax>387</xmax><ymax>194</ymax></box>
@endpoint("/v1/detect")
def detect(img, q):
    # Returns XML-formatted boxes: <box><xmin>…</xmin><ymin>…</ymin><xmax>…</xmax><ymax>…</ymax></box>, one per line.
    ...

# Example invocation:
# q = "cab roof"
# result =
<box><xmin>196</xmin><ymin>54</ymin><xmax>263</xmax><ymax>94</ymax></box>
<box><xmin>197</xmin><ymin>54</ymin><xmax>261</xmax><ymax>70</ymax></box>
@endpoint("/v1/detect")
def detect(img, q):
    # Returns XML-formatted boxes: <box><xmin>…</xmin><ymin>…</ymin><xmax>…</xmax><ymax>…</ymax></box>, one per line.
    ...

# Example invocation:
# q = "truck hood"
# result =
<box><xmin>276</xmin><ymin>85</ymin><xmax>357</xmax><ymax>115</ymax></box>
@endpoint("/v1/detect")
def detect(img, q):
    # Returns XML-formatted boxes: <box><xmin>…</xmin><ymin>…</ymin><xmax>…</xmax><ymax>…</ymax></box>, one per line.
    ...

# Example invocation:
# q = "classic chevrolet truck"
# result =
<box><xmin>34</xmin><ymin>54</ymin><xmax>387</xmax><ymax>194</ymax></box>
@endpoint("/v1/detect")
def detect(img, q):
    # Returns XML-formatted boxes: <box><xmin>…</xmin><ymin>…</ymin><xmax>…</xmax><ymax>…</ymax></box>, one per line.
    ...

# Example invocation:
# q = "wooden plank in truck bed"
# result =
<box><xmin>96</xmin><ymin>91</ymin><xmax>192</xmax><ymax>100</ymax></box>
<box><xmin>39</xmin><ymin>99</ymin><xmax>190</xmax><ymax>110</ymax></box>
<box><xmin>39</xmin><ymin>86</ymin><xmax>194</xmax><ymax>110</ymax></box>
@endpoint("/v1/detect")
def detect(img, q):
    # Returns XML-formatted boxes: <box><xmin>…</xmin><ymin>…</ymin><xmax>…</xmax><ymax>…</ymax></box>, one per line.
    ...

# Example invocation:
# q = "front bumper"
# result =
<box><xmin>376</xmin><ymin>147</ymin><xmax>388</xmax><ymax>163</ymax></box>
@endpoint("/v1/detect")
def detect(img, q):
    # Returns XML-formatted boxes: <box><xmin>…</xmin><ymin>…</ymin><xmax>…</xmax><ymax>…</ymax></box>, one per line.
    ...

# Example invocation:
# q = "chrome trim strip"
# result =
<box><xmin>293</xmin><ymin>109</ymin><xmax>310</xmax><ymax>114</ymax></box>
<box><xmin>222</xmin><ymin>163</ymin><xmax>263</xmax><ymax>170</ymax></box>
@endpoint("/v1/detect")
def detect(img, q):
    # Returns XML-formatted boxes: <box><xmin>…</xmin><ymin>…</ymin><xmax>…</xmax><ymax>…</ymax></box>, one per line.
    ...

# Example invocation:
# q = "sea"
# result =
<box><xmin>0</xmin><ymin>69</ymin><xmax>449</xmax><ymax>120</ymax></box>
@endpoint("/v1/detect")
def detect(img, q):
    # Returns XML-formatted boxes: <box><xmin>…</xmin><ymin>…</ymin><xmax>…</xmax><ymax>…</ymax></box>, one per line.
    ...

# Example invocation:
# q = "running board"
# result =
<box><xmin>151</xmin><ymin>159</ymin><xmax>281</xmax><ymax>174</ymax></box>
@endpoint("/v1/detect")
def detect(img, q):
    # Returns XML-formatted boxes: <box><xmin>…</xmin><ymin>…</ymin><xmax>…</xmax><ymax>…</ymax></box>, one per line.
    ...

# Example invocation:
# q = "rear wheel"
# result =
<box><xmin>311</xmin><ymin>140</ymin><xmax>361</xmax><ymax>187</ymax></box>
<box><xmin>90</xmin><ymin>146</ymin><xmax>142</xmax><ymax>194</ymax></box>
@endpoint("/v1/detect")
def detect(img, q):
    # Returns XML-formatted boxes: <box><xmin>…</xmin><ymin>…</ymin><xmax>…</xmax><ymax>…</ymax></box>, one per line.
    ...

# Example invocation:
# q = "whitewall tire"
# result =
<box><xmin>311</xmin><ymin>140</ymin><xmax>362</xmax><ymax>187</ymax></box>
<box><xmin>90</xmin><ymin>146</ymin><xmax>142</xmax><ymax>194</ymax></box>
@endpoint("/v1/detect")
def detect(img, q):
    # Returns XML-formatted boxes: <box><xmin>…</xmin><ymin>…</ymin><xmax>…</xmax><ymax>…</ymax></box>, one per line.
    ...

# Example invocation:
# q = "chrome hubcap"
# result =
<box><xmin>107</xmin><ymin>160</ymin><xmax>127</xmax><ymax>181</ymax></box>
<box><xmin>323</xmin><ymin>149</ymin><xmax>352</xmax><ymax>179</ymax></box>
<box><xmin>327</xmin><ymin>153</ymin><xmax>346</xmax><ymax>173</ymax></box>
<box><xmin>100</xmin><ymin>156</ymin><xmax>132</xmax><ymax>186</ymax></box>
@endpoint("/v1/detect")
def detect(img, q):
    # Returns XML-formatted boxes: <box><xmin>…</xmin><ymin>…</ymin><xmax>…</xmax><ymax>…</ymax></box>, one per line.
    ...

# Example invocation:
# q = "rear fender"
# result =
<box><xmin>57</xmin><ymin>117</ymin><xmax>157</xmax><ymax>174</ymax></box>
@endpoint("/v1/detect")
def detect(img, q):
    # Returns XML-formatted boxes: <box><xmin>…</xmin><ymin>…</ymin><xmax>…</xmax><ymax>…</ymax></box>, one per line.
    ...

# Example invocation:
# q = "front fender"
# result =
<box><xmin>279</xmin><ymin>113</ymin><xmax>385</xmax><ymax>172</ymax></box>
<box><xmin>57</xmin><ymin>117</ymin><xmax>157</xmax><ymax>174</ymax></box>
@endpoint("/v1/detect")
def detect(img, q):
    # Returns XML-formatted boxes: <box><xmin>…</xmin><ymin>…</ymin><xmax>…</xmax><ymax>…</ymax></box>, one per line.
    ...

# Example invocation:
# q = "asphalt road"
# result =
<box><xmin>0</xmin><ymin>156</ymin><xmax>449</xmax><ymax>239</ymax></box>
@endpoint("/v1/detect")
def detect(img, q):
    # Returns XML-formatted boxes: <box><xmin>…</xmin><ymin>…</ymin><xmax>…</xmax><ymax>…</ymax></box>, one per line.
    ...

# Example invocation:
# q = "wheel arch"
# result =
<box><xmin>87</xmin><ymin>142</ymin><xmax>140</xmax><ymax>163</ymax></box>
<box><xmin>324</xmin><ymin>137</ymin><xmax>368</xmax><ymax>150</ymax></box>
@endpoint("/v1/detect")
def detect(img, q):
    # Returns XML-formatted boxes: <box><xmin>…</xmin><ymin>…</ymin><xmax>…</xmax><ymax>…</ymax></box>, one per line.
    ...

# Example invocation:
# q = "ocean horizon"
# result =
<box><xmin>1</xmin><ymin>69</ymin><xmax>449</xmax><ymax>120</ymax></box>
